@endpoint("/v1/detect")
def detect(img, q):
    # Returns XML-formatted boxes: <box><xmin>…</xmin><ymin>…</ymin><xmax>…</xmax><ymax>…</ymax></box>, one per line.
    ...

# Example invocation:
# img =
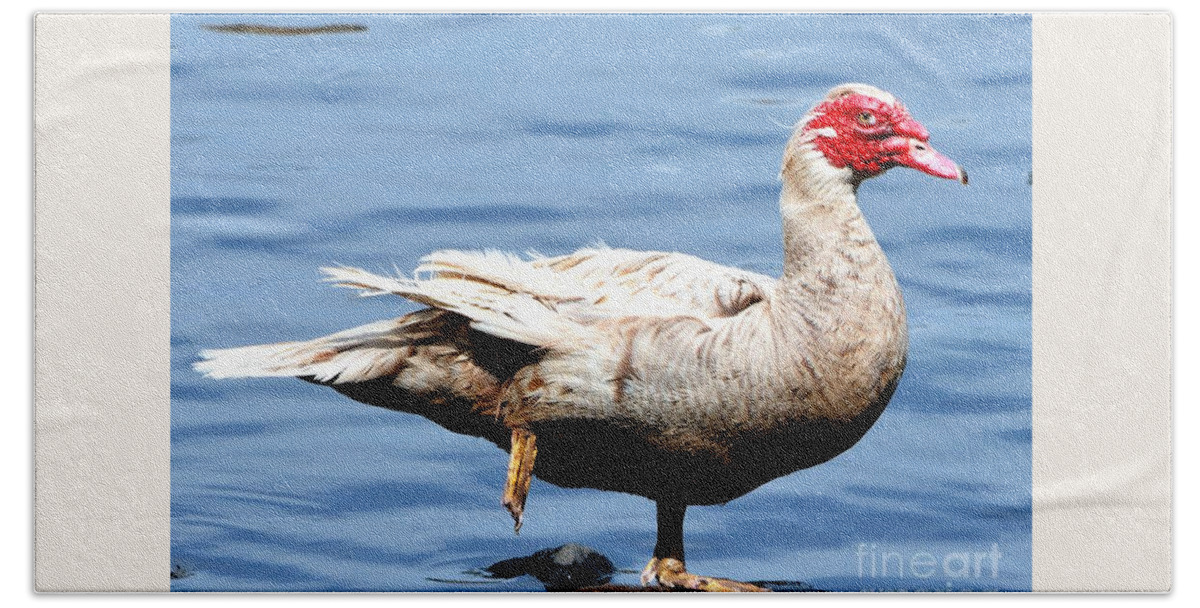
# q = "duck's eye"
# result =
<box><xmin>856</xmin><ymin>111</ymin><xmax>877</xmax><ymax>127</ymax></box>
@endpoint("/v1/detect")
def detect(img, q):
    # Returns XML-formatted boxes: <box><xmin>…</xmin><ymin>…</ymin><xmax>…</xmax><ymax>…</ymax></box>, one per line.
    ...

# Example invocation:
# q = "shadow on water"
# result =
<box><xmin>522</xmin><ymin>119</ymin><xmax>625</xmax><ymax>140</ymax></box>
<box><xmin>171</xmin><ymin>421</ymin><xmax>271</xmax><ymax>444</ymax></box>
<box><xmin>442</xmin><ymin>543</ymin><xmax>821</xmax><ymax>592</ymax></box>
<box><xmin>720</xmin><ymin>68</ymin><xmax>848</xmax><ymax>92</ymax></box>
<box><xmin>172</xmin><ymin>196</ymin><xmax>282</xmax><ymax>217</ymax></box>
<box><xmin>182</xmin><ymin>477</ymin><xmax>484</xmax><ymax>520</ymax></box>
<box><xmin>355</xmin><ymin>204</ymin><xmax>572</xmax><ymax>226</ymax></box>
<box><xmin>520</xmin><ymin>118</ymin><xmax>780</xmax><ymax>149</ymax></box>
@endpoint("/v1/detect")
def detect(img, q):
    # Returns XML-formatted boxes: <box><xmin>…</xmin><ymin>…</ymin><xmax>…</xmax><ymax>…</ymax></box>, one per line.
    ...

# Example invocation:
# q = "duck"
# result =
<box><xmin>196</xmin><ymin>83</ymin><xmax>967</xmax><ymax>592</ymax></box>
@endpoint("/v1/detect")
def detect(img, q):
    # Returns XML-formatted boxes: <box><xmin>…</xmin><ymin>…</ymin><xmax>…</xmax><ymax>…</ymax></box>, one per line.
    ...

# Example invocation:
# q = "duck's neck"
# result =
<box><xmin>777</xmin><ymin>148</ymin><xmax>889</xmax><ymax>290</ymax></box>
<box><xmin>768</xmin><ymin>142</ymin><xmax>909</xmax><ymax>413</ymax></box>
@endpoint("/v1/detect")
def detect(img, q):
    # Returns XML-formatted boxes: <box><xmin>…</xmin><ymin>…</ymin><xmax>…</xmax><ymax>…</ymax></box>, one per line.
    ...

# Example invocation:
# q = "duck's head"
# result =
<box><xmin>784</xmin><ymin>83</ymin><xmax>967</xmax><ymax>192</ymax></box>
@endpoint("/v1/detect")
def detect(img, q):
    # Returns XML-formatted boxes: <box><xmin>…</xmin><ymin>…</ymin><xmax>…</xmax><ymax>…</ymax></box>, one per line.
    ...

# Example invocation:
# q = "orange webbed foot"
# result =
<box><xmin>640</xmin><ymin>557</ymin><xmax>769</xmax><ymax>592</ymax></box>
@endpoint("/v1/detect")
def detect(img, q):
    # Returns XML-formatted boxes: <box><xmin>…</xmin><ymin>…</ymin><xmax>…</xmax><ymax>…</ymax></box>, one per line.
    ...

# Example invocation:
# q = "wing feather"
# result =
<box><xmin>318</xmin><ymin>246</ymin><xmax>774</xmax><ymax>348</ymax></box>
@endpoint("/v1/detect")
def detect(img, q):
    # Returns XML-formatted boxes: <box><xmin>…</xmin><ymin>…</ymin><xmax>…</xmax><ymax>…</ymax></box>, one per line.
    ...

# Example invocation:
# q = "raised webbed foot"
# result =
<box><xmin>501</xmin><ymin>428</ymin><xmax>537</xmax><ymax>534</ymax></box>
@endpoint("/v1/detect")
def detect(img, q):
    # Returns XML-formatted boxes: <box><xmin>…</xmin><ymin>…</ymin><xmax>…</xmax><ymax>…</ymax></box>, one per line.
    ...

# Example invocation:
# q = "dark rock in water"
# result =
<box><xmin>485</xmin><ymin>543</ymin><xmax>615</xmax><ymax>591</ymax></box>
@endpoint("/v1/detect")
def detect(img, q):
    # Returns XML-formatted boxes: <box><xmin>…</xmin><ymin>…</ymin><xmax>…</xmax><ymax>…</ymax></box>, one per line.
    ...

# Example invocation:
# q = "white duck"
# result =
<box><xmin>197</xmin><ymin>83</ymin><xmax>966</xmax><ymax>592</ymax></box>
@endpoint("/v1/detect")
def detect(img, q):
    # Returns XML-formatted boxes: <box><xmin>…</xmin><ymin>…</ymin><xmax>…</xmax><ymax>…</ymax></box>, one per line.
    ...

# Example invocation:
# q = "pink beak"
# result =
<box><xmin>902</xmin><ymin>139</ymin><xmax>968</xmax><ymax>185</ymax></box>
<box><xmin>888</xmin><ymin>117</ymin><xmax>968</xmax><ymax>185</ymax></box>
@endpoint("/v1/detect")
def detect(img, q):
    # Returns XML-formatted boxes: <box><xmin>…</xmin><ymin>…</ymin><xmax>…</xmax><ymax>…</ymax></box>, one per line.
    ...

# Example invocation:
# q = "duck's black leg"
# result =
<box><xmin>654</xmin><ymin>501</ymin><xmax>687</xmax><ymax>563</ymax></box>
<box><xmin>640</xmin><ymin>501</ymin><xmax>768</xmax><ymax>592</ymax></box>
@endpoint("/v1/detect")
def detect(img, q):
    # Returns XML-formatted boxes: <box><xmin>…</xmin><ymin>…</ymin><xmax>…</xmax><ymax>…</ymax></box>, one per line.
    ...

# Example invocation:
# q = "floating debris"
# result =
<box><xmin>203</xmin><ymin>23</ymin><xmax>367</xmax><ymax>36</ymax></box>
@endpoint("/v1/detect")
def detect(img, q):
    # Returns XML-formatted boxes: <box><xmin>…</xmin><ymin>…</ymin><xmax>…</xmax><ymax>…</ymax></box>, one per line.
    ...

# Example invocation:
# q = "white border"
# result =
<box><xmin>14</xmin><ymin>1</ymin><xmax>1191</xmax><ymax>605</ymax></box>
<box><xmin>1031</xmin><ymin>13</ymin><xmax>1171</xmax><ymax>593</ymax></box>
<box><xmin>34</xmin><ymin>13</ymin><xmax>171</xmax><ymax>592</ymax></box>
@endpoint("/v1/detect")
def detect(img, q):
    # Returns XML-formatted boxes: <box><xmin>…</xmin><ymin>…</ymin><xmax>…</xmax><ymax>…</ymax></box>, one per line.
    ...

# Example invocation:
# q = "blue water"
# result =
<box><xmin>170</xmin><ymin>13</ymin><xmax>1032</xmax><ymax>592</ymax></box>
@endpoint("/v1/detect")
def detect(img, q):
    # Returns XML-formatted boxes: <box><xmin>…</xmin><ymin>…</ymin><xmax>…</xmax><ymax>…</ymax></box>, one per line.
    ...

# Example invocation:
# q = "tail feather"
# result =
<box><xmin>194</xmin><ymin>318</ymin><xmax>417</xmax><ymax>384</ymax></box>
<box><xmin>197</xmin><ymin>257</ymin><xmax>599</xmax><ymax>384</ymax></box>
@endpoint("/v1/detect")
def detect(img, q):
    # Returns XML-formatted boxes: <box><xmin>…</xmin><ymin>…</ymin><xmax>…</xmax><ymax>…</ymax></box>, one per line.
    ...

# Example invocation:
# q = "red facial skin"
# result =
<box><xmin>805</xmin><ymin>93</ymin><xmax>966</xmax><ymax>185</ymax></box>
